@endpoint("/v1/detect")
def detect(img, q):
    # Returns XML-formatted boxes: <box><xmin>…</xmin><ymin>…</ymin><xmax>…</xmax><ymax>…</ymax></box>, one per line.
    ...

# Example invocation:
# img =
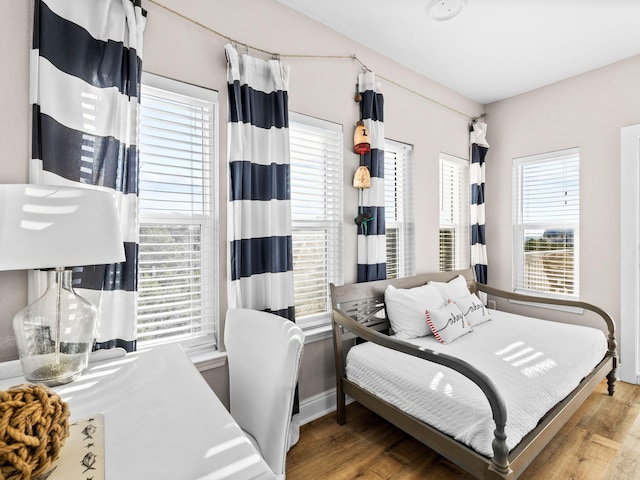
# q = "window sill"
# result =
<box><xmin>187</xmin><ymin>347</ymin><xmax>227</xmax><ymax>372</ymax></box>
<box><xmin>181</xmin><ymin>323</ymin><xmax>332</xmax><ymax>372</ymax></box>
<box><xmin>301</xmin><ymin>323</ymin><xmax>333</xmax><ymax>344</ymax></box>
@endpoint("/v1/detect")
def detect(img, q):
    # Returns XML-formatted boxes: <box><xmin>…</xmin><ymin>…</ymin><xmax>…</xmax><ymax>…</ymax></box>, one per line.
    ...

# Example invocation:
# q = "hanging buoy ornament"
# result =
<box><xmin>353</xmin><ymin>120</ymin><xmax>371</xmax><ymax>155</ymax></box>
<box><xmin>353</xmin><ymin>165</ymin><xmax>371</xmax><ymax>189</ymax></box>
<box><xmin>354</xmin><ymin>83</ymin><xmax>363</xmax><ymax>103</ymax></box>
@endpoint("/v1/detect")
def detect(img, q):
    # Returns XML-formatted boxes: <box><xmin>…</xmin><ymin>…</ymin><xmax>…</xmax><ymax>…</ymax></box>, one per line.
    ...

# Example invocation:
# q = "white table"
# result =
<box><xmin>0</xmin><ymin>344</ymin><xmax>275</xmax><ymax>480</ymax></box>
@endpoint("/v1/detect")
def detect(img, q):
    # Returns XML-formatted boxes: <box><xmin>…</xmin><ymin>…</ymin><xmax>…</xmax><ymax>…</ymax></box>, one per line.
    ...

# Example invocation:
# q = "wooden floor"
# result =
<box><xmin>286</xmin><ymin>380</ymin><xmax>640</xmax><ymax>479</ymax></box>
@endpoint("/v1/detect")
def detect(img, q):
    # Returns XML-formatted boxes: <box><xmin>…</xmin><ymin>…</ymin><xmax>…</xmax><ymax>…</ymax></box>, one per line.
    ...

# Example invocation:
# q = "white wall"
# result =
<box><xmin>0</xmin><ymin>0</ymin><xmax>482</xmax><ymax>404</ymax></box>
<box><xmin>484</xmin><ymin>55</ymin><xmax>640</xmax><ymax>342</ymax></box>
<box><xmin>0</xmin><ymin>1</ymin><xmax>31</xmax><ymax>361</ymax></box>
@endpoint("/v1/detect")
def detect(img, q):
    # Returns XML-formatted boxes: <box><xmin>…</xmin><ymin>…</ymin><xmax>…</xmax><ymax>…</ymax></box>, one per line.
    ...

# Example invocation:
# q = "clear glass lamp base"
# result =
<box><xmin>13</xmin><ymin>269</ymin><xmax>98</xmax><ymax>386</ymax></box>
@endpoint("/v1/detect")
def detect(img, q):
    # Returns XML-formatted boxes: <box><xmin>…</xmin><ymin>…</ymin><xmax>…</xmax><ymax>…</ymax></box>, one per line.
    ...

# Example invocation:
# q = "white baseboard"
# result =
<box><xmin>299</xmin><ymin>388</ymin><xmax>354</xmax><ymax>426</ymax></box>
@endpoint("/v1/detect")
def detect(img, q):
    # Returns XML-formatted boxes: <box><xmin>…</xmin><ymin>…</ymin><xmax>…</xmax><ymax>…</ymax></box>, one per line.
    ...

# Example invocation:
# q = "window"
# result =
<box><xmin>289</xmin><ymin>113</ymin><xmax>343</xmax><ymax>328</ymax></box>
<box><xmin>137</xmin><ymin>72</ymin><xmax>218</xmax><ymax>349</ymax></box>
<box><xmin>439</xmin><ymin>153</ymin><xmax>470</xmax><ymax>271</ymax></box>
<box><xmin>513</xmin><ymin>148</ymin><xmax>579</xmax><ymax>298</ymax></box>
<box><xmin>384</xmin><ymin>139</ymin><xmax>415</xmax><ymax>278</ymax></box>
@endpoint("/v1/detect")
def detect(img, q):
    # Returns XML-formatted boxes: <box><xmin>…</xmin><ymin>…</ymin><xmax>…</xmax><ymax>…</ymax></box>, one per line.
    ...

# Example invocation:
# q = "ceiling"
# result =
<box><xmin>276</xmin><ymin>0</ymin><xmax>640</xmax><ymax>105</ymax></box>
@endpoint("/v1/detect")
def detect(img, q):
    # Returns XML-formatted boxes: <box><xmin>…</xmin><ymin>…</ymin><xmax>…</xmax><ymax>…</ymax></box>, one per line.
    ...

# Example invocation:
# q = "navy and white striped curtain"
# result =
<box><xmin>31</xmin><ymin>0</ymin><xmax>146</xmax><ymax>351</ymax></box>
<box><xmin>225</xmin><ymin>44</ymin><xmax>295</xmax><ymax>320</ymax></box>
<box><xmin>470</xmin><ymin>122</ymin><xmax>489</xmax><ymax>284</ymax></box>
<box><xmin>357</xmin><ymin>72</ymin><xmax>386</xmax><ymax>282</ymax></box>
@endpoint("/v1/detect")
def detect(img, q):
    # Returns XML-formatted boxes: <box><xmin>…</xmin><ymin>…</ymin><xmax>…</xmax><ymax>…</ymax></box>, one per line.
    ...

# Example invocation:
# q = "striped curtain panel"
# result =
<box><xmin>470</xmin><ymin>122</ymin><xmax>489</xmax><ymax>284</ymax></box>
<box><xmin>30</xmin><ymin>0</ymin><xmax>146</xmax><ymax>351</ymax></box>
<box><xmin>225</xmin><ymin>44</ymin><xmax>295</xmax><ymax>320</ymax></box>
<box><xmin>357</xmin><ymin>72</ymin><xmax>386</xmax><ymax>282</ymax></box>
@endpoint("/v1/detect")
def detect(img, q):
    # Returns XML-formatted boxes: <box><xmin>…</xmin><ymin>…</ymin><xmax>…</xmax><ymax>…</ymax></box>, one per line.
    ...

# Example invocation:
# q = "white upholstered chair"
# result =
<box><xmin>224</xmin><ymin>308</ymin><xmax>304</xmax><ymax>479</ymax></box>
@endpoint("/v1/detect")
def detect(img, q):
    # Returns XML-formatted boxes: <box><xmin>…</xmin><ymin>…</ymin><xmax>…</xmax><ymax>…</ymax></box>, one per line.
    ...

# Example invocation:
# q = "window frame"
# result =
<box><xmin>289</xmin><ymin>112</ymin><xmax>343</xmax><ymax>330</ymax></box>
<box><xmin>439</xmin><ymin>153</ymin><xmax>470</xmax><ymax>272</ymax></box>
<box><xmin>384</xmin><ymin>138</ymin><xmax>415</xmax><ymax>279</ymax></box>
<box><xmin>512</xmin><ymin>147</ymin><xmax>580</xmax><ymax>300</ymax></box>
<box><xmin>137</xmin><ymin>71</ymin><xmax>219</xmax><ymax>352</ymax></box>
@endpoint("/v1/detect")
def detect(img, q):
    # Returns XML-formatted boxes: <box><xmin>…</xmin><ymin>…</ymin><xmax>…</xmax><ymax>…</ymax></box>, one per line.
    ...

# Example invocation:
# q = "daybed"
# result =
<box><xmin>330</xmin><ymin>268</ymin><xmax>617</xmax><ymax>480</ymax></box>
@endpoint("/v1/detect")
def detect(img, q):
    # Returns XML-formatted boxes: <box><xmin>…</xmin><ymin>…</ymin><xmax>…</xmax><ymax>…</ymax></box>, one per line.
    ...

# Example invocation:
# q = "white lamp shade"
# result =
<box><xmin>0</xmin><ymin>184</ymin><xmax>126</xmax><ymax>271</ymax></box>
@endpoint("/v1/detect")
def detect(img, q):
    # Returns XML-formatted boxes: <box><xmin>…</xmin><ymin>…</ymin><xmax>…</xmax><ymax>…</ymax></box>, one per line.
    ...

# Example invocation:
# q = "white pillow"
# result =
<box><xmin>426</xmin><ymin>302</ymin><xmax>473</xmax><ymax>344</ymax></box>
<box><xmin>453</xmin><ymin>293</ymin><xmax>492</xmax><ymax>327</ymax></box>
<box><xmin>384</xmin><ymin>284</ymin><xmax>445</xmax><ymax>338</ymax></box>
<box><xmin>429</xmin><ymin>275</ymin><xmax>471</xmax><ymax>302</ymax></box>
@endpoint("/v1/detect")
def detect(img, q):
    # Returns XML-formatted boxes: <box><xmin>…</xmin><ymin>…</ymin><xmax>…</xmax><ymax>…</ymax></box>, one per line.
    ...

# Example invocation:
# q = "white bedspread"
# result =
<box><xmin>345</xmin><ymin>310</ymin><xmax>607</xmax><ymax>457</ymax></box>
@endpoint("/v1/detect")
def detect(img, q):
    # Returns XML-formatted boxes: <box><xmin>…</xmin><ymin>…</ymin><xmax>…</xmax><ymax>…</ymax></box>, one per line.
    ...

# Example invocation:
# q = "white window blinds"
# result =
<box><xmin>385</xmin><ymin>139</ymin><xmax>415</xmax><ymax>279</ymax></box>
<box><xmin>439</xmin><ymin>153</ymin><xmax>470</xmax><ymax>271</ymax></box>
<box><xmin>137</xmin><ymin>72</ymin><xmax>218</xmax><ymax>348</ymax></box>
<box><xmin>289</xmin><ymin>112</ymin><xmax>343</xmax><ymax>328</ymax></box>
<box><xmin>513</xmin><ymin>148</ymin><xmax>579</xmax><ymax>297</ymax></box>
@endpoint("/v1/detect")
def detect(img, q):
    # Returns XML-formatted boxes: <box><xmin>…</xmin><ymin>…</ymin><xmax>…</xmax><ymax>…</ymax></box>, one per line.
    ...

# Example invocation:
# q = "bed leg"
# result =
<box><xmin>607</xmin><ymin>369</ymin><xmax>616</xmax><ymax>396</ymax></box>
<box><xmin>488</xmin><ymin>429</ymin><xmax>512</xmax><ymax>479</ymax></box>
<box><xmin>486</xmin><ymin>466</ymin><xmax>513</xmax><ymax>480</ymax></box>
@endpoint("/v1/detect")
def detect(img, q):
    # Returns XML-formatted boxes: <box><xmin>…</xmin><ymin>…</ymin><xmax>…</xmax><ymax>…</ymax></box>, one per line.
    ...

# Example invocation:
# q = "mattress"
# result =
<box><xmin>345</xmin><ymin>310</ymin><xmax>607</xmax><ymax>457</ymax></box>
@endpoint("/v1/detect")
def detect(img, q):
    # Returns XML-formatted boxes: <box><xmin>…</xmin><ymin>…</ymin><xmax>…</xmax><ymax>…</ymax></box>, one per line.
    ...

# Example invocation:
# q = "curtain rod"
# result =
<box><xmin>147</xmin><ymin>0</ymin><xmax>482</xmax><ymax>121</ymax></box>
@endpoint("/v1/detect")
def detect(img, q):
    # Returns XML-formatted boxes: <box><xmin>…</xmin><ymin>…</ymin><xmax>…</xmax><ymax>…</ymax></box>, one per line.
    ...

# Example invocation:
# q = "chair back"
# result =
<box><xmin>224</xmin><ymin>309</ymin><xmax>304</xmax><ymax>478</ymax></box>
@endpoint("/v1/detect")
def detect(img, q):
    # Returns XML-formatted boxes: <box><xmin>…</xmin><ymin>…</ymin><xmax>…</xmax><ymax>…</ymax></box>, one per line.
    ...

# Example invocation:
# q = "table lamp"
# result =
<box><xmin>0</xmin><ymin>184</ymin><xmax>125</xmax><ymax>385</ymax></box>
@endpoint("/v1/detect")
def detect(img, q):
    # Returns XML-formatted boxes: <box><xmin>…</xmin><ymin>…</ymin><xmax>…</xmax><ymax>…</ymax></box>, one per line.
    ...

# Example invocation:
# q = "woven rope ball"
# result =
<box><xmin>0</xmin><ymin>384</ymin><xmax>70</xmax><ymax>480</ymax></box>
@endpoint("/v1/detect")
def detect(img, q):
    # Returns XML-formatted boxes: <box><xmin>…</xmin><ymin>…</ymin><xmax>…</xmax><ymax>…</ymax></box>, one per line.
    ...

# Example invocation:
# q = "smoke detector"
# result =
<box><xmin>428</xmin><ymin>0</ymin><xmax>468</xmax><ymax>21</ymax></box>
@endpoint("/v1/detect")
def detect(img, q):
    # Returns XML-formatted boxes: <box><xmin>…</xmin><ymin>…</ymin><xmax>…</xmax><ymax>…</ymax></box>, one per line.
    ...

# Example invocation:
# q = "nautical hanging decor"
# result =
<box><xmin>353</xmin><ymin>164</ymin><xmax>371</xmax><ymax>189</ymax></box>
<box><xmin>353</xmin><ymin>88</ymin><xmax>374</xmax><ymax>234</ymax></box>
<box><xmin>353</xmin><ymin>120</ymin><xmax>371</xmax><ymax>155</ymax></box>
<box><xmin>353</xmin><ymin>120</ymin><xmax>372</xmax><ymax>188</ymax></box>
<box><xmin>354</xmin><ymin>186</ymin><xmax>374</xmax><ymax>235</ymax></box>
